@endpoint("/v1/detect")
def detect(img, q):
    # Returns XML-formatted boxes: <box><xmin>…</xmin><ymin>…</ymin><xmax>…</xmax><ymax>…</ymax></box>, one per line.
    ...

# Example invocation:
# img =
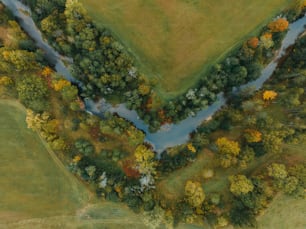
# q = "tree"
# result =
<box><xmin>50</xmin><ymin>138</ymin><xmax>66</xmax><ymax>151</ymax></box>
<box><xmin>41</xmin><ymin>66</ymin><xmax>53</xmax><ymax>77</ymax></box>
<box><xmin>74</xmin><ymin>138</ymin><xmax>95</xmax><ymax>156</ymax></box>
<box><xmin>263</xmin><ymin>132</ymin><xmax>283</xmax><ymax>154</ymax></box>
<box><xmin>247</xmin><ymin>37</ymin><xmax>259</xmax><ymax>49</ymax></box>
<box><xmin>216</xmin><ymin>137</ymin><xmax>240</xmax><ymax>156</ymax></box>
<box><xmin>268</xmin><ymin>18</ymin><xmax>289</xmax><ymax>32</ymax></box>
<box><xmin>284</xmin><ymin>176</ymin><xmax>299</xmax><ymax>194</ymax></box>
<box><xmin>185</xmin><ymin>180</ymin><xmax>205</xmax><ymax>207</ymax></box>
<box><xmin>138</xmin><ymin>84</ymin><xmax>150</xmax><ymax>95</ymax></box>
<box><xmin>260</xmin><ymin>33</ymin><xmax>274</xmax><ymax>49</ymax></box>
<box><xmin>263</xmin><ymin>90</ymin><xmax>277</xmax><ymax>101</ymax></box>
<box><xmin>238</xmin><ymin>146</ymin><xmax>255</xmax><ymax>169</ymax></box>
<box><xmin>40</xmin><ymin>12</ymin><xmax>59</xmax><ymax>35</ymax></box>
<box><xmin>60</xmin><ymin>84</ymin><xmax>78</xmax><ymax>102</ymax></box>
<box><xmin>267</xmin><ymin>163</ymin><xmax>287</xmax><ymax>180</ymax></box>
<box><xmin>17</xmin><ymin>75</ymin><xmax>49</xmax><ymax>112</ymax></box>
<box><xmin>187</xmin><ymin>143</ymin><xmax>196</xmax><ymax>153</ymax></box>
<box><xmin>1</xmin><ymin>50</ymin><xmax>37</xmax><ymax>71</ymax></box>
<box><xmin>52</xmin><ymin>79</ymin><xmax>71</xmax><ymax>91</ymax></box>
<box><xmin>229</xmin><ymin>175</ymin><xmax>254</xmax><ymax>196</ymax></box>
<box><xmin>134</xmin><ymin>145</ymin><xmax>156</xmax><ymax>175</ymax></box>
<box><xmin>0</xmin><ymin>76</ymin><xmax>13</xmax><ymax>86</ymax></box>
<box><xmin>216</xmin><ymin>137</ymin><xmax>241</xmax><ymax>168</ymax></box>
<box><xmin>244</xmin><ymin>129</ymin><xmax>262</xmax><ymax>143</ymax></box>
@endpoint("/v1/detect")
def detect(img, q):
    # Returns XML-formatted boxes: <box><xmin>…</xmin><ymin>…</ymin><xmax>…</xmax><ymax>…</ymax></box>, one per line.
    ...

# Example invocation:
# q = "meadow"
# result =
<box><xmin>81</xmin><ymin>0</ymin><xmax>292</xmax><ymax>97</ymax></box>
<box><xmin>0</xmin><ymin>100</ymin><xmax>146</xmax><ymax>228</ymax></box>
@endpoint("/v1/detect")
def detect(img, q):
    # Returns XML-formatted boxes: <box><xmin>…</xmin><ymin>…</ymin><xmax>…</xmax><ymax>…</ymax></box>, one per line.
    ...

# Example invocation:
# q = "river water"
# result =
<box><xmin>2</xmin><ymin>0</ymin><xmax>306</xmax><ymax>152</ymax></box>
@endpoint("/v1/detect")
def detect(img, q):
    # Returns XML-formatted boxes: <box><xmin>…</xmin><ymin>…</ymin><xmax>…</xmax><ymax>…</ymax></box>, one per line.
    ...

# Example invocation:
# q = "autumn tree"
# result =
<box><xmin>185</xmin><ymin>180</ymin><xmax>205</xmax><ymax>207</ymax></box>
<box><xmin>267</xmin><ymin>163</ymin><xmax>288</xmax><ymax>180</ymax></box>
<box><xmin>138</xmin><ymin>84</ymin><xmax>150</xmax><ymax>95</ymax></box>
<box><xmin>0</xmin><ymin>76</ymin><xmax>13</xmax><ymax>86</ymax></box>
<box><xmin>40</xmin><ymin>11</ymin><xmax>60</xmax><ymax>35</ymax></box>
<box><xmin>244</xmin><ymin>129</ymin><xmax>262</xmax><ymax>143</ymax></box>
<box><xmin>247</xmin><ymin>37</ymin><xmax>259</xmax><ymax>49</ymax></box>
<box><xmin>41</xmin><ymin>66</ymin><xmax>53</xmax><ymax>77</ymax></box>
<box><xmin>216</xmin><ymin>137</ymin><xmax>240</xmax><ymax>155</ymax></box>
<box><xmin>260</xmin><ymin>33</ymin><xmax>274</xmax><ymax>49</ymax></box>
<box><xmin>283</xmin><ymin>176</ymin><xmax>299</xmax><ymax>194</ymax></box>
<box><xmin>229</xmin><ymin>175</ymin><xmax>254</xmax><ymax>196</ymax></box>
<box><xmin>268</xmin><ymin>18</ymin><xmax>289</xmax><ymax>32</ymax></box>
<box><xmin>262</xmin><ymin>131</ymin><xmax>283</xmax><ymax>154</ymax></box>
<box><xmin>134</xmin><ymin>145</ymin><xmax>156</xmax><ymax>175</ymax></box>
<box><xmin>52</xmin><ymin>79</ymin><xmax>71</xmax><ymax>91</ymax></box>
<box><xmin>216</xmin><ymin>137</ymin><xmax>241</xmax><ymax>168</ymax></box>
<box><xmin>1</xmin><ymin>50</ymin><xmax>37</xmax><ymax>71</ymax></box>
<box><xmin>263</xmin><ymin>90</ymin><xmax>277</xmax><ymax>101</ymax></box>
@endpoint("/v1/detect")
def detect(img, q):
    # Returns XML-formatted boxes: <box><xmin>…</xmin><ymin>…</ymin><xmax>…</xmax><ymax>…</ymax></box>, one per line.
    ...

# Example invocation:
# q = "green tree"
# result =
<box><xmin>60</xmin><ymin>85</ymin><xmax>78</xmax><ymax>102</ymax></box>
<box><xmin>74</xmin><ymin>138</ymin><xmax>95</xmax><ymax>156</ymax></box>
<box><xmin>17</xmin><ymin>75</ymin><xmax>49</xmax><ymax>112</ymax></box>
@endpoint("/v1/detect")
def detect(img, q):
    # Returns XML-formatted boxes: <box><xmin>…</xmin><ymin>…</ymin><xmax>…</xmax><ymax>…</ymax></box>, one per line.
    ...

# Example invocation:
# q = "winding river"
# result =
<box><xmin>2</xmin><ymin>0</ymin><xmax>306</xmax><ymax>152</ymax></box>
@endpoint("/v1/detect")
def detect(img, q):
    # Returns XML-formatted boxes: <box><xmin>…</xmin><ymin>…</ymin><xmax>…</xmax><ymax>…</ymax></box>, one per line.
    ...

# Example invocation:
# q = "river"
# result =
<box><xmin>2</xmin><ymin>0</ymin><xmax>306</xmax><ymax>153</ymax></box>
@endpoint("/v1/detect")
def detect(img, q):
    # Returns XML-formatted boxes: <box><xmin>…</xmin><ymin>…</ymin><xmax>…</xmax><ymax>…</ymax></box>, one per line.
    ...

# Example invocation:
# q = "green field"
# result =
<box><xmin>0</xmin><ymin>100</ymin><xmax>147</xmax><ymax>228</ymax></box>
<box><xmin>81</xmin><ymin>0</ymin><xmax>292</xmax><ymax>97</ymax></box>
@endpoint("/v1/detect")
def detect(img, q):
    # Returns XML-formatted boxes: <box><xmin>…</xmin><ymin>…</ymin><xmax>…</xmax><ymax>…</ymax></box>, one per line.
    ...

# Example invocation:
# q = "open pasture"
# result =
<box><xmin>81</xmin><ymin>0</ymin><xmax>292</xmax><ymax>97</ymax></box>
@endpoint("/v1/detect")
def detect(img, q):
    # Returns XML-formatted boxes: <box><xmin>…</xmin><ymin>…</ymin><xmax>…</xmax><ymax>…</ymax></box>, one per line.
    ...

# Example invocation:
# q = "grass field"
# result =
<box><xmin>254</xmin><ymin>194</ymin><xmax>306</xmax><ymax>229</ymax></box>
<box><xmin>81</xmin><ymin>0</ymin><xmax>292</xmax><ymax>97</ymax></box>
<box><xmin>0</xmin><ymin>100</ymin><xmax>147</xmax><ymax>228</ymax></box>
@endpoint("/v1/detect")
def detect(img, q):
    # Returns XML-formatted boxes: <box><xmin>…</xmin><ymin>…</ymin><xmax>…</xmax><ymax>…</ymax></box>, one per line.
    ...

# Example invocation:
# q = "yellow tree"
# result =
<box><xmin>263</xmin><ymin>90</ymin><xmax>277</xmax><ymax>101</ymax></box>
<box><xmin>185</xmin><ymin>180</ymin><xmax>205</xmax><ymax>207</ymax></box>
<box><xmin>244</xmin><ymin>129</ymin><xmax>262</xmax><ymax>143</ymax></box>
<box><xmin>41</xmin><ymin>66</ymin><xmax>53</xmax><ymax>77</ymax></box>
<box><xmin>138</xmin><ymin>84</ymin><xmax>151</xmax><ymax>95</ymax></box>
<box><xmin>216</xmin><ymin>137</ymin><xmax>240</xmax><ymax>156</ymax></box>
<box><xmin>187</xmin><ymin>143</ymin><xmax>196</xmax><ymax>153</ymax></box>
<box><xmin>260</xmin><ymin>33</ymin><xmax>274</xmax><ymax>49</ymax></box>
<box><xmin>52</xmin><ymin>79</ymin><xmax>71</xmax><ymax>91</ymax></box>
<box><xmin>229</xmin><ymin>175</ymin><xmax>254</xmax><ymax>196</ymax></box>
<box><xmin>134</xmin><ymin>145</ymin><xmax>156</xmax><ymax>175</ymax></box>
<box><xmin>216</xmin><ymin>137</ymin><xmax>240</xmax><ymax>168</ymax></box>
<box><xmin>0</xmin><ymin>76</ymin><xmax>13</xmax><ymax>86</ymax></box>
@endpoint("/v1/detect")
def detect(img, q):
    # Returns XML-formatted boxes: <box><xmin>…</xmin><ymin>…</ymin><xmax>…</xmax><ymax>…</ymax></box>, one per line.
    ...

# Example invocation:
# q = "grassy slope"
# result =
<box><xmin>0</xmin><ymin>100</ymin><xmax>146</xmax><ymax>228</ymax></box>
<box><xmin>81</xmin><ymin>0</ymin><xmax>292</xmax><ymax>98</ymax></box>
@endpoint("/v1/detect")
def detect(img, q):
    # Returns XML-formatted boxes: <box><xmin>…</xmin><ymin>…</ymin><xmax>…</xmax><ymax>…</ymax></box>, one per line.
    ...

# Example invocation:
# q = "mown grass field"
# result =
<box><xmin>0</xmin><ymin>100</ymin><xmax>147</xmax><ymax>228</ymax></box>
<box><xmin>81</xmin><ymin>0</ymin><xmax>292</xmax><ymax>97</ymax></box>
